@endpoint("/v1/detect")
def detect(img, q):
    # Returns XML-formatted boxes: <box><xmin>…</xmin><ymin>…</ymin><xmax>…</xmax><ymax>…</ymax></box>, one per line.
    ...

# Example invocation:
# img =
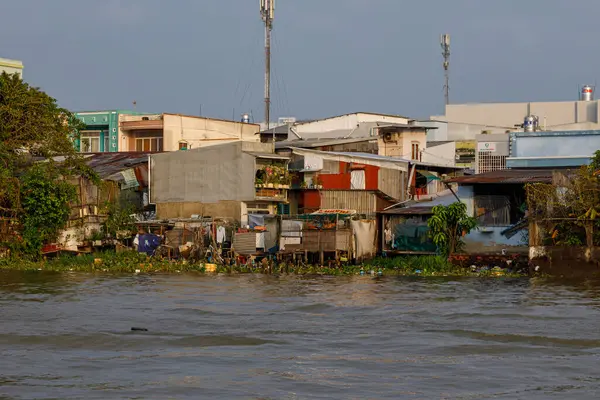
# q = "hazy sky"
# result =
<box><xmin>2</xmin><ymin>0</ymin><xmax>599</xmax><ymax>121</ymax></box>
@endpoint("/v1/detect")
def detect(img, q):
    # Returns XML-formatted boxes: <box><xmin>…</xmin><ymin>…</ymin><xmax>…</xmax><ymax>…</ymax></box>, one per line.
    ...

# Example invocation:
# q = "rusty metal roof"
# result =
<box><xmin>82</xmin><ymin>152</ymin><xmax>153</xmax><ymax>180</ymax></box>
<box><xmin>445</xmin><ymin>169</ymin><xmax>558</xmax><ymax>184</ymax></box>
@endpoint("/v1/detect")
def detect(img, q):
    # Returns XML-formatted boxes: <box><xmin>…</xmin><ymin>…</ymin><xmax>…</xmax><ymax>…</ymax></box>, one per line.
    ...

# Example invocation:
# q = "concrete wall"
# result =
<box><xmin>162</xmin><ymin>114</ymin><xmax>259</xmax><ymax>151</ymax></box>
<box><xmin>0</xmin><ymin>57</ymin><xmax>23</xmax><ymax>77</ymax></box>
<box><xmin>436</xmin><ymin>100</ymin><xmax>600</xmax><ymax>131</ymax></box>
<box><xmin>376</xmin><ymin>130</ymin><xmax>426</xmax><ymax>158</ymax></box>
<box><xmin>156</xmin><ymin>201</ymin><xmax>242</xmax><ymax>220</ymax></box>
<box><xmin>422</xmin><ymin>141</ymin><xmax>456</xmax><ymax>166</ymax></box>
<box><xmin>295</xmin><ymin>113</ymin><xmax>409</xmax><ymax>135</ymax></box>
<box><xmin>150</xmin><ymin>141</ymin><xmax>256</xmax><ymax>204</ymax></box>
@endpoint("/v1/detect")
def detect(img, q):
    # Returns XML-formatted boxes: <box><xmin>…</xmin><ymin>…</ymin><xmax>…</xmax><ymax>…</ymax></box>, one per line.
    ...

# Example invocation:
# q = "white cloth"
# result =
<box><xmin>216</xmin><ymin>226</ymin><xmax>226</xmax><ymax>244</ymax></box>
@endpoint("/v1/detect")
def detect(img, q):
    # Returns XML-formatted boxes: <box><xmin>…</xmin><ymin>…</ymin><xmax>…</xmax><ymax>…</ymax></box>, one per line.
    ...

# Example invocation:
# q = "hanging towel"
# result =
<box><xmin>216</xmin><ymin>226</ymin><xmax>227</xmax><ymax>244</ymax></box>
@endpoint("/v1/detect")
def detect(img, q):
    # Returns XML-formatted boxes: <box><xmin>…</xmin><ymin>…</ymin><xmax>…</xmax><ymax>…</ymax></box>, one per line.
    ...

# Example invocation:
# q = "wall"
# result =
<box><xmin>156</xmin><ymin>201</ymin><xmax>241</xmax><ymax>220</ymax></box>
<box><xmin>320</xmin><ymin>191</ymin><xmax>378</xmax><ymax>214</ymax></box>
<box><xmin>77</xmin><ymin>110</ymin><xmax>145</xmax><ymax>152</ymax></box>
<box><xmin>319</xmin><ymin>162</ymin><xmax>379</xmax><ymax>190</ymax></box>
<box><xmin>422</xmin><ymin>141</ymin><xmax>456</xmax><ymax>167</ymax></box>
<box><xmin>0</xmin><ymin>57</ymin><xmax>23</xmax><ymax>77</ymax></box>
<box><xmin>463</xmin><ymin>227</ymin><xmax>528</xmax><ymax>254</ymax></box>
<box><xmin>375</xmin><ymin>129</ymin><xmax>427</xmax><ymax>158</ymax></box>
<box><xmin>436</xmin><ymin>100</ymin><xmax>600</xmax><ymax>131</ymax></box>
<box><xmin>162</xmin><ymin>114</ymin><xmax>259</xmax><ymax>151</ymax></box>
<box><xmin>150</xmin><ymin>142</ymin><xmax>256</xmax><ymax>204</ymax></box>
<box><xmin>511</xmin><ymin>130</ymin><xmax>600</xmax><ymax>158</ymax></box>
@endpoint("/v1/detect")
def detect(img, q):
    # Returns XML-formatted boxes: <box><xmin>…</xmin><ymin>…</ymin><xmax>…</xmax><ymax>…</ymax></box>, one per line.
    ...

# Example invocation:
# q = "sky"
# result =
<box><xmin>2</xmin><ymin>0</ymin><xmax>600</xmax><ymax>122</ymax></box>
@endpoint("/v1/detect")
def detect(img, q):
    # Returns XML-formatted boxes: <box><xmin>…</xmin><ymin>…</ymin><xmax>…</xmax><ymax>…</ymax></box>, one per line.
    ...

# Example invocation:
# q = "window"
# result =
<box><xmin>477</xmin><ymin>153</ymin><xmax>507</xmax><ymax>173</ymax></box>
<box><xmin>135</xmin><ymin>138</ymin><xmax>163</xmax><ymax>152</ymax></box>
<box><xmin>103</xmin><ymin>136</ymin><xmax>109</xmax><ymax>152</ymax></box>
<box><xmin>351</xmin><ymin>170</ymin><xmax>366</xmax><ymax>189</ymax></box>
<box><xmin>474</xmin><ymin>195</ymin><xmax>511</xmax><ymax>226</ymax></box>
<box><xmin>80</xmin><ymin>131</ymin><xmax>101</xmax><ymax>153</ymax></box>
<box><xmin>411</xmin><ymin>142</ymin><xmax>420</xmax><ymax>160</ymax></box>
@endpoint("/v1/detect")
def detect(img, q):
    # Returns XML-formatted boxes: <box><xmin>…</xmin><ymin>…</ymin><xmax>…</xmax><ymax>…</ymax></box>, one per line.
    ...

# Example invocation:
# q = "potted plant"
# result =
<box><xmin>255</xmin><ymin>178</ymin><xmax>264</xmax><ymax>188</ymax></box>
<box><xmin>314</xmin><ymin>175</ymin><xmax>324</xmax><ymax>189</ymax></box>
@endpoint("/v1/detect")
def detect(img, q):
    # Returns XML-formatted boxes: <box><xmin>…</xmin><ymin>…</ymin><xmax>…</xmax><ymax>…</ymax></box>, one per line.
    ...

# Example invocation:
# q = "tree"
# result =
<box><xmin>428</xmin><ymin>202</ymin><xmax>478</xmax><ymax>257</ymax></box>
<box><xmin>0</xmin><ymin>72</ymin><xmax>94</xmax><ymax>255</ymax></box>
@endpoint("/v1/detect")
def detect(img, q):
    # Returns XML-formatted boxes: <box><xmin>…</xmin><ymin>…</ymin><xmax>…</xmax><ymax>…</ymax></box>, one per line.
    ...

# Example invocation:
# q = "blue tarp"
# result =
<box><xmin>138</xmin><ymin>234</ymin><xmax>161</xmax><ymax>256</ymax></box>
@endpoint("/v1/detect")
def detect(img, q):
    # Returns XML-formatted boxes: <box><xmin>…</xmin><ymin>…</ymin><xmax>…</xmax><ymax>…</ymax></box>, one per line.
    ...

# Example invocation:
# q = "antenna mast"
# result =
<box><xmin>440</xmin><ymin>34</ymin><xmax>450</xmax><ymax>105</ymax></box>
<box><xmin>260</xmin><ymin>0</ymin><xmax>275</xmax><ymax>131</ymax></box>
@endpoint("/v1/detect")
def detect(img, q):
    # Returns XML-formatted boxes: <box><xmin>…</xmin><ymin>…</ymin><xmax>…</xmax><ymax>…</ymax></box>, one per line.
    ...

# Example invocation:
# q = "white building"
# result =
<box><xmin>430</xmin><ymin>86</ymin><xmax>600</xmax><ymax>140</ymax></box>
<box><xmin>0</xmin><ymin>57</ymin><xmax>23</xmax><ymax>77</ymax></box>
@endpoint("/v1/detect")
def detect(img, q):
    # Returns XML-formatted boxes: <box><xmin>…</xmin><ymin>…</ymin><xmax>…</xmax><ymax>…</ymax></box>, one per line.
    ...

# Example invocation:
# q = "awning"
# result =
<box><xmin>417</xmin><ymin>170</ymin><xmax>440</xmax><ymax>181</ymax></box>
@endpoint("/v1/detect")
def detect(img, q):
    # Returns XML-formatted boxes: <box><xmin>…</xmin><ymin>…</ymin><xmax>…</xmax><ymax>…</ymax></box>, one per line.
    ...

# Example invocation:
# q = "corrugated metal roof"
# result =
<box><xmin>380</xmin><ymin>206</ymin><xmax>435</xmax><ymax>215</ymax></box>
<box><xmin>445</xmin><ymin>169</ymin><xmax>558</xmax><ymax>184</ymax></box>
<box><xmin>81</xmin><ymin>153</ymin><xmax>152</xmax><ymax>183</ymax></box>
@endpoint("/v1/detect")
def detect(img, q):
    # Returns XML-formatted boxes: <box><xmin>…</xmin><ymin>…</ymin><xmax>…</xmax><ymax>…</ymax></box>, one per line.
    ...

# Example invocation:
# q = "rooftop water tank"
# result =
<box><xmin>523</xmin><ymin>115</ymin><xmax>539</xmax><ymax>132</ymax></box>
<box><xmin>581</xmin><ymin>85</ymin><xmax>594</xmax><ymax>101</ymax></box>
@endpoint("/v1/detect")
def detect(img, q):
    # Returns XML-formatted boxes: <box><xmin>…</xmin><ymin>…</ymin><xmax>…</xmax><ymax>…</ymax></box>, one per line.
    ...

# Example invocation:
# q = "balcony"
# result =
<box><xmin>255</xmin><ymin>185</ymin><xmax>288</xmax><ymax>201</ymax></box>
<box><xmin>120</xmin><ymin>119</ymin><xmax>163</xmax><ymax>131</ymax></box>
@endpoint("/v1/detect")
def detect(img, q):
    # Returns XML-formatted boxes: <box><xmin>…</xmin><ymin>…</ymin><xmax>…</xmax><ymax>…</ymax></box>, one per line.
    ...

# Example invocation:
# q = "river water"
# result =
<box><xmin>1</xmin><ymin>273</ymin><xmax>600</xmax><ymax>399</ymax></box>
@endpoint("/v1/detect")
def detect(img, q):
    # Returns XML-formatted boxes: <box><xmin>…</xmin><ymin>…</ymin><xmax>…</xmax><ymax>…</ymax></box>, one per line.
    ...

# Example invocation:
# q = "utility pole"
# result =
<box><xmin>440</xmin><ymin>34</ymin><xmax>450</xmax><ymax>106</ymax></box>
<box><xmin>260</xmin><ymin>0</ymin><xmax>275</xmax><ymax>131</ymax></box>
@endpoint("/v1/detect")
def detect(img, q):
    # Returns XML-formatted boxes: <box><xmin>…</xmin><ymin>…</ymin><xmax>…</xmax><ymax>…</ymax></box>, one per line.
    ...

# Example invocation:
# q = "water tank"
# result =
<box><xmin>523</xmin><ymin>115</ymin><xmax>539</xmax><ymax>132</ymax></box>
<box><xmin>581</xmin><ymin>85</ymin><xmax>594</xmax><ymax>101</ymax></box>
<box><xmin>241</xmin><ymin>113</ymin><xmax>250</xmax><ymax>123</ymax></box>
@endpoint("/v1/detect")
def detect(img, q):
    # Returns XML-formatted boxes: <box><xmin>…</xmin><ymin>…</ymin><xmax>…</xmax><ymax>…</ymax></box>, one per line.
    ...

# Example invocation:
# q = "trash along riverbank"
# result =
<box><xmin>0</xmin><ymin>252</ymin><xmax>528</xmax><ymax>277</ymax></box>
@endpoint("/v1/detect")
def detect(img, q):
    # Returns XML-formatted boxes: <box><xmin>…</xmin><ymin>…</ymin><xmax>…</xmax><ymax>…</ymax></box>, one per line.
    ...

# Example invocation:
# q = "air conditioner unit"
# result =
<box><xmin>383</xmin><ymin>132</ymin><xmax>395</xmax><ymax>142</ymax></box>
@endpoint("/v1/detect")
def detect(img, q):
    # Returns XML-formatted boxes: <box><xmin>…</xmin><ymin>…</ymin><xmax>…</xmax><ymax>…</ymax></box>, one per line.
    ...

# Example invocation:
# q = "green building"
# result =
<box><xmin>75</xmin><ymin>110</ymin><xmax>148</xmax><ymax>152</ymax></box>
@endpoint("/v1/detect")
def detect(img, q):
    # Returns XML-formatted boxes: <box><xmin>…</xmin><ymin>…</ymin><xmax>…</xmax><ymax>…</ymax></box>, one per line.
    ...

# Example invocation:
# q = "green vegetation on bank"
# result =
<box><xmin>0</xmin><ymin>252</ymin><xmax>526</xmax><ymax>277</ymax></box>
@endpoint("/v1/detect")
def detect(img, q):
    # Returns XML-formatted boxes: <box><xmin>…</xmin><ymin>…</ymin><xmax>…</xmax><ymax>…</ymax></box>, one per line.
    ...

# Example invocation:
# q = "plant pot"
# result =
<box><xmin>267</xmin><ymin>183</ymin><xmax>274</xmax><ymax>188</ymax></box>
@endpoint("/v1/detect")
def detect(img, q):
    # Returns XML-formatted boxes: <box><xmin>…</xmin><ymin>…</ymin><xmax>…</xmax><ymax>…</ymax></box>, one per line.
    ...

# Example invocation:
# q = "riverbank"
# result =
<box><xmin>0</xmin><ymin>252</ymin><xmax>527</xmax><ymax>277</ymax></box>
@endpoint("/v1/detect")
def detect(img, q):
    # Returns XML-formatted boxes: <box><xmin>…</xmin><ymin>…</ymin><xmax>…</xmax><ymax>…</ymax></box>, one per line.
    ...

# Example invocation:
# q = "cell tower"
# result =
<box><xmin>260</xmin><ymin>0</ymin><xmax>275</xmax><ymax>131</ymax></box>
<box><xmin>440</xmin><ymin>34</ymin><xmax>450</xmax><ymax>105</ymax></box>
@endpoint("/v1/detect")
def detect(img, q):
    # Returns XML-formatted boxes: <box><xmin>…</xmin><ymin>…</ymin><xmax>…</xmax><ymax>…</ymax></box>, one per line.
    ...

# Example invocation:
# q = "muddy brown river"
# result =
<box><xmin>1</xmin><ymin>272</ymin><xmax>600</xmax><ymax>399</ymax></box>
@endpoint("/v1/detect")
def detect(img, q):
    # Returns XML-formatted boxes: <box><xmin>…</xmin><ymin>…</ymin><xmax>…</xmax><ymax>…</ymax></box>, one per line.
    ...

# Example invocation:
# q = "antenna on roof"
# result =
<box><xmin>260</xmin><ymin>0</ymin><xmax>275</xmax><ymax>131</ymax></box>
<box><xmin>440</xmin><ymin>34</ymin><xmax>451</xmax><ymax>106</ymax></box>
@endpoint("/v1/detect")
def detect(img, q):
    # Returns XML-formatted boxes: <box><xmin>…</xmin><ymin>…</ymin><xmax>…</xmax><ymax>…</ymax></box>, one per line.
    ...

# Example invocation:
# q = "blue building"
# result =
<box><xmin>507</xmin><ymin>130</ymin><xmax>600</xmax><ymax>168</ymax></box>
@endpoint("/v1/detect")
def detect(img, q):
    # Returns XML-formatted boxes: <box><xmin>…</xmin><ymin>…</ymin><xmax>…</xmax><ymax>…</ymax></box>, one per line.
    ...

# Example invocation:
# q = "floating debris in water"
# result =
<box><xmin>131</xmin><ymin>327</ymin><xmax>148</xmax><ymax>332</ymax></box>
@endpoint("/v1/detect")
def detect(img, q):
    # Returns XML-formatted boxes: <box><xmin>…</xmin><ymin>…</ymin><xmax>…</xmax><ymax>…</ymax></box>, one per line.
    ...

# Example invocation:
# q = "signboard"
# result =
<box><xmin>477</xmin><ymin>142</ymin><xmax>497</xmax><ymax>152</ymax></box>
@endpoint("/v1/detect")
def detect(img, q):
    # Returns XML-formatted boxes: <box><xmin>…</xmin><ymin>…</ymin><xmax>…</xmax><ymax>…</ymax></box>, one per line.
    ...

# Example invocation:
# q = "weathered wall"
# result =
<box><xmin>463</xmin><ymin>227</ymin><xmax>528</xmax><ymax>255</ymax></box>
<box><xmin>422</xmin><ymin>141</ymin><xmax>456</xmax><ymax>167</ymax></box>
<box><xmin>435</xmin><ymin>100</ymin><xmax>600</xmax><ymax>130</ymax></box>
<box><xmin>162</xmin><ymin>114</ymin><xmax>259</xmax><ymax>151</ymax></box>
<box><xmin>150</xmin><ymin>142</ymin><xmax>256</xmax><ymax>204</ymax></box>
<box><xmin>320</xmin><ymin>190</ymin><xmax>377</xmax><ymax>214</ymax></box>
<box><xmin>156</xmin><ymin>201</ymin><xmax>242</xmax><ymax>220</ymax></box>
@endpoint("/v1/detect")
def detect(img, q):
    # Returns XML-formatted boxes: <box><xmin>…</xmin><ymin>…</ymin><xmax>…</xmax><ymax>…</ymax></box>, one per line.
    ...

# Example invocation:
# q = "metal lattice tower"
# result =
<box><xmin>440</xmin><ymin>34</ymin><xmax>450</xmax><ymax>105</ymax></box>
<box><xmin>260</xmin><ymin>0</ymin><xmax>275</xmax><ymax>131</ymax></box>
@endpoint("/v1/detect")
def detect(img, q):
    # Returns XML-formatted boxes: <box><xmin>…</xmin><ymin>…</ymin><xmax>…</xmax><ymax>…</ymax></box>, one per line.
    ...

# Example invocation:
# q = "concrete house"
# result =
<box><xmin>75</xmin><ymin>111</ymin><xmax>259</xmax><ymax>153</ymax></box>
<box><xmin>149</xmin><ymin>141</ymin><xmax>289</xmax><ymax>224</ymax></box>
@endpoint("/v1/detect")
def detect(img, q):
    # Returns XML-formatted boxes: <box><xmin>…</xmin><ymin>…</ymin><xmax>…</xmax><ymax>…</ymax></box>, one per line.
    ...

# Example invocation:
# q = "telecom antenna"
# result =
<box><xmin>260</xmin><ymin>0</ymin><xmax>275</xmax><ymax>131</ymax></box>
<box><xmin>440</xmin><ymin>34</ymin><xmax>450</xmax><ymax>105</ymax></box>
